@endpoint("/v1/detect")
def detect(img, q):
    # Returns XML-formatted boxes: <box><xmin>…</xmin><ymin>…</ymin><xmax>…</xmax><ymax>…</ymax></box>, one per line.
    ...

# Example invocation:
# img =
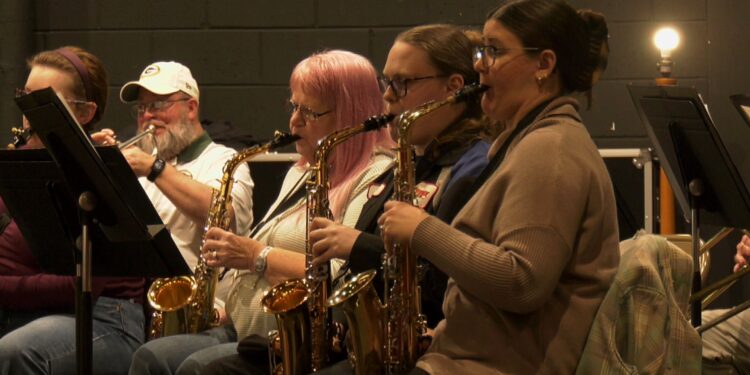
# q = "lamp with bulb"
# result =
<box><xmin>653</xmin><ymin>27</ymin><xmax>680</xmax><ymax>85</ymax></box>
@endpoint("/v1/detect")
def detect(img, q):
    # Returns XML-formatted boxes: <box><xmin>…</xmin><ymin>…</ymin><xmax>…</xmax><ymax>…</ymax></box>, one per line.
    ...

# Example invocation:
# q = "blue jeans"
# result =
<box><xmin>128</xmin><ymin>325</ymin><xmax>238</xmax><ymax>375</ymax></box>
<box><xmin>0</xmin><ymin>309</ymin><xmax>56</xmax><ymax>337</ymax></box>
<box><xmin>0</xmin><ymin>297</ymin><xmax>144</xmax><ymax>375</ymax></box>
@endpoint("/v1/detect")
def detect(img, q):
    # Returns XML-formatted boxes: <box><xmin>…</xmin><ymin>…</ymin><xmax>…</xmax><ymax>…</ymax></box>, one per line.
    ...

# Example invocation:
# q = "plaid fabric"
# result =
<box><xmin>576</xmin><ymin>232</ymin><xmax>702</xmax><ymax>374</ymax></box>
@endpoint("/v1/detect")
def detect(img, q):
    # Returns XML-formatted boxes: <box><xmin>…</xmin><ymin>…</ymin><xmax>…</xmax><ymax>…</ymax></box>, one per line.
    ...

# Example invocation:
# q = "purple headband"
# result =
<box><xmin>55</xmin><ymin>48</ymin><xmax>93</xmax><ymax>102</ymax></box>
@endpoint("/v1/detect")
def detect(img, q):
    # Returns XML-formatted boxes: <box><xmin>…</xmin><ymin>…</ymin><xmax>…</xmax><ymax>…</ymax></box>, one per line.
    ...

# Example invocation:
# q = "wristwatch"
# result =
<box><xmin>255</xmin><ymin>246</ymin><xmax>273</xmax><ymax>274</ymax></box>
<box><xmin>147</xmin><ymin>158</ymin><xmax>166</xmax><ymax>182</ymax></box>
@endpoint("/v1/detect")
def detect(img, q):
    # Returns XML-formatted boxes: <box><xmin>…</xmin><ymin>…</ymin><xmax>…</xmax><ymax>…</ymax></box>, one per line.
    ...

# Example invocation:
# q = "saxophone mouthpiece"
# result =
<box><xmin>363</xmin><ymin>113</ymin><xmax>396</xmax><ymax>131</ymax></box>
<box><xmin>453</xmin><ymin>83</ymin><xmax>489</xmax><ymax>103</ymax></box>
<box><xmin>270</xmin><ymin>131</ymin><xmax>301</xmax><ymax>149</ymax></box>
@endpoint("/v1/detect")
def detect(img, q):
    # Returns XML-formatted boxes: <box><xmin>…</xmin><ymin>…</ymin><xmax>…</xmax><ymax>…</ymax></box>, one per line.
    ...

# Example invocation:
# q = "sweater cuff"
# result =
<box><xmin>349</xmin><ymin>232</ymin><xmax>385</xmax><ymax>274</ymax></box>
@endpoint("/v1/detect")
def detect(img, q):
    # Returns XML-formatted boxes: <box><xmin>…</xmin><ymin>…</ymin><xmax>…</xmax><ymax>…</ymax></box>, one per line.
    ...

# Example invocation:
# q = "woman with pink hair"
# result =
<box><xmin>128</xmin><ymin>49</ymin><xmax>393</xmax><ymax>374</ymax></box>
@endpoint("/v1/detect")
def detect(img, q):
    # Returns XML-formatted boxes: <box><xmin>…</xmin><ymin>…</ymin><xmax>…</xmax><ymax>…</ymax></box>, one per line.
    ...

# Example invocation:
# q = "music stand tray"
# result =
<box><xmin>628</xmin><ymin>85</ymin><xmax>750</xmax><ymax>228</ymax></box>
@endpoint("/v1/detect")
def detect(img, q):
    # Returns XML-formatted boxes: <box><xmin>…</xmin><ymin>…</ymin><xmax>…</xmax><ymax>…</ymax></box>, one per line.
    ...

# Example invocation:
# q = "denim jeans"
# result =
<box><xmin>0</xmin><ymin>296</ymin><xmax>144</xmax><ymax>375</ymax></box>
<box><xmin>128</xmin><ymin>325</ymin><xmax>238</xmax><ymax>375</ymax></box>
<box><xmin>0</xmin><ymin>309</ymin><xmax>55</xmax><ymax>337</ymax></box>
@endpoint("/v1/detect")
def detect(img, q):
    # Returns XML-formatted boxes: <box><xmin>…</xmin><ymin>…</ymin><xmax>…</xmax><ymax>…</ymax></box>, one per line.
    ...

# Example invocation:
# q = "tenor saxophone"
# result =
<box><xmin>262</xmin><ymin>114</ymin><xmax>394</xmax><ymax>375</ymax></box>
<box><xmin>147</xmin><ymin>131</ymin><xmax>299</xmax><ymax>339</ymax></box>
<box><xmin>326</xmin><ymin>84</ymin><xmax>488</xmax><ymax>374</ymax></box>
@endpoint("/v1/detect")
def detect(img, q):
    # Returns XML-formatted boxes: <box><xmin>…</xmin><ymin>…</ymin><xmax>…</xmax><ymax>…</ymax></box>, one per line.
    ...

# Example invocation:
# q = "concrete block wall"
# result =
<box><xmin>4</xmin><ymin>0</ymin><xmax>746</xmax><ymax>153</ymax></box>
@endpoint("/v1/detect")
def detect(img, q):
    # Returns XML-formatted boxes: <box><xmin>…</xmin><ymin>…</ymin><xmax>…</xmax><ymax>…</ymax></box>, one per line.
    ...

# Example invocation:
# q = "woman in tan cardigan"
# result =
<box><xmin>379</xmin><ymin>0</ymin><xmax>619</xmax><ymax>374</ymax></box>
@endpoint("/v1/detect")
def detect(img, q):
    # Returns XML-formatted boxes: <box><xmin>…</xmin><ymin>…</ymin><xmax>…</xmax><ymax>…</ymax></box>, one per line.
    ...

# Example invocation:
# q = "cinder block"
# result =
<box><xmin>707</xmin><ymin>0</ymin><xmax>750</xmax><ymax>164</ymax></box>
<box><xmin>369</xmin><ymin>28</ymin><xmax>405</xmax><ymax>71</ymax></box>
<box><xmin>568</xmin><ymin>0</ymin><xmax>651</xmax><ymax>22</ymax></box>
<box><xmin>207</xmin><ymin>0</ymin><xmax>314</xmax><ymax>27</ymax></box>
<box><xmin>665</xmin><ymin>22</ymin><xmax>708</xmax><ymax>79</ymax></box>
<box><xmin>152</xmin><ymin>31</ymin><xmax>262</xmax><ymax>85</ymax></box>
<box><xmin>102</xmin><ymin>86</ymin><xmax>137</xmax><ymax>137</ymax></box>
<box><xmin>38</xmin><ymin>31</ymin><xmax>154</xmax><ymax>86</ymax></box>
<box><xmin>655</xmin><ymin>0</ymin><xmax>706</xmax><ymax>21</ymax></box>
<box><xmin>426</xmin><ymin>1</ymin><xmax>497</xmax><ymax>25</ymax></box>
<box><xmin>583</xmin><ymin>78</ymin><xmax>708</xmax><ymax>141</ymax></box>
<box><xmin>34</xmin><ymin>0</ymin><xmax>100</xmax><ymax>30</ymax></box>
<box><xmin>259</xmin><ymin>29</ymin><xmax>370</xmax><ymax>84</ymax></box>
<box><xmin>99</xmin><ymin>0</ymin><xmax>205</xmax><ymax>29</ymax></box>
<box><xmin>199</xmin><ymin>86</ymin><xmax>290</xmax><ymax>140</ymax></box>
<box><xmin>318</xmin><ymin>0</ymin><xmax>429</xmax><ymax>27</ymax></box>
<box><xmin>605</xmin><ymin>23</ymin><xmax>656</xmax><ymax>79</ymax></box>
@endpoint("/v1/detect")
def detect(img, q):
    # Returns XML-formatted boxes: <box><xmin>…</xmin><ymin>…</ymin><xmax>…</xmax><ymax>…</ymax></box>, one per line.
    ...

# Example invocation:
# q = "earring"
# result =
<box><xmin>535</xmin><ymin>73</ymin><xmax>548</xmax><ymax>86</ymax></box>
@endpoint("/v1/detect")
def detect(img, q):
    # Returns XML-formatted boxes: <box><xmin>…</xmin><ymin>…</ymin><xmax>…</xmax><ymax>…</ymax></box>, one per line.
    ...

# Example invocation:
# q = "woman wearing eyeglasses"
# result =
<box><xmin>378</xmin><ymin>1</ymin><xmax>618</xmax><ymax>374</ymax></box>
<box><xmin>308</xmin><ymin>23</ymin><xmax>491</xmax><ymax>330</ymax></box>
<box><xmin>199</xmin><ymin>23</ymin><xmax>492</xmax><ymax>375</ymax></box>
<box><xmin>1</xmin><ymin>46</ymin><xmax>146</xmax><ymax>375</ymax></box>
<box><xmin>128</xmin><ymin>49</ymin><xmax>394</xmax><ymax>374</ymax></box>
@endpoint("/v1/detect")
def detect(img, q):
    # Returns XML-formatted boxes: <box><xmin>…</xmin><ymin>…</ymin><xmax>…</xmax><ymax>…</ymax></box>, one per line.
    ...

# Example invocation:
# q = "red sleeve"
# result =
<box><xmin>1</xmin><ymin>198</ymin><xmax>109</xmax><ymax>310</ymax></box>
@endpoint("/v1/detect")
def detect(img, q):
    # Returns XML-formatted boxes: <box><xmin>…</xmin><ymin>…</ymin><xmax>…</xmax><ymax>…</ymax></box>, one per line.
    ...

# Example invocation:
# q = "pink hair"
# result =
<box><xmin>290</xmin><ymin>50</ymin><xmax>394</xmax><ymax>218</ymax></box>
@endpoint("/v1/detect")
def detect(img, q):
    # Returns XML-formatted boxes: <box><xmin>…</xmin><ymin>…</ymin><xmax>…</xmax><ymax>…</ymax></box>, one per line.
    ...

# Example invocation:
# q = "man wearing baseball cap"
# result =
<box><xmin>114</xmin><ymin>61</ymin><xmax>254</xmax><ymax>323</ymax></box>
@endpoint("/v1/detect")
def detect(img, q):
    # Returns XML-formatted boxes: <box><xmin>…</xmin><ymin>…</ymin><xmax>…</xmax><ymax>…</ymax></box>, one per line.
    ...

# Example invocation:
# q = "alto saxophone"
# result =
<box><xmin>147</xmin><ymin>131</ymin><xmax>299</xmax><ymax>339</ymax></box>
<box><xmin>327</xmin><ymin>84</ymin><xmax>488</xmax><ymax>374</ymax></box>
<box><xmin>262</xmin><ymin>114</ymin><xmax>394</xmax><ymax>375</ymax></box>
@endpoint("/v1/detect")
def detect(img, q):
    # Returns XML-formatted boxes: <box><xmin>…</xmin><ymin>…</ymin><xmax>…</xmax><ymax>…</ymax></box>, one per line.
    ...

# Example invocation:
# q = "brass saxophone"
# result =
<box><xmin>147</xmin><ymin>131</ymin><xmax>300</xmax><ymax>339</ymax></box>
<box><xmin>262</xmin><ymin>114</ymin><xmax>394</xmax><ymax>375</ymax></box>
<box><xmin>326</xmin><ymin>84</ymin><xmax>488</xmax><ymax>374</ymax></box>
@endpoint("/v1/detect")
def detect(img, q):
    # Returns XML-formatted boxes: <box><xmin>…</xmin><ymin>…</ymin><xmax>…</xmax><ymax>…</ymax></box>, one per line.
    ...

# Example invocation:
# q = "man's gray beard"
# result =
<box><xmin>137</xmin><ymin>113</ymin><xmax>197</xmax><ymax>161</ymax></box>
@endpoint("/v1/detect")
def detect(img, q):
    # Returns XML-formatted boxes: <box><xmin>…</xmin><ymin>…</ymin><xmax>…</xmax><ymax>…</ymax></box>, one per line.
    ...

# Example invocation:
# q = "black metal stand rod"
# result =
<box><xmin>76</xmin><ymin>191</ymin><xmax>95</xmax><ymax>375</ymax></box>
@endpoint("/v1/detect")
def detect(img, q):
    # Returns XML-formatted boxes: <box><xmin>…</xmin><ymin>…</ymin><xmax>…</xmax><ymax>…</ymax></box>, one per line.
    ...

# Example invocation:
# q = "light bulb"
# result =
<box><xmin>653</xmin><ymin>27</ymin><xmax>680</xmax><ymax>56</ymax></box>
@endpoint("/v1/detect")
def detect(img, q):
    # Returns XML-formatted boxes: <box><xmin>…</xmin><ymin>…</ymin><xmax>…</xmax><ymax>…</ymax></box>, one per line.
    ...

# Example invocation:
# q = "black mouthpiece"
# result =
<box><xmin>363</xmin><ymin>113</ymin><xmax>396</xmax><ymax>131</ymax></box>
<box><xmin>453</xmin><ymin>83</ymin><xmax>489</xmax><ymax>103</ymax></box>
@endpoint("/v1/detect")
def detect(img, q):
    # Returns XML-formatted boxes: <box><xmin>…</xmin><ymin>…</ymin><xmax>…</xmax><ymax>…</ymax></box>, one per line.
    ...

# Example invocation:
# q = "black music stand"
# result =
<box><xmin>0</xmin><ymin>87</ymin><xmax>190</xmax><ymax>374</ymax></box>
<box><xmin>628</xmin><ymin>84</ymin><xmax>750</xmax><ymax>329</ymax></box>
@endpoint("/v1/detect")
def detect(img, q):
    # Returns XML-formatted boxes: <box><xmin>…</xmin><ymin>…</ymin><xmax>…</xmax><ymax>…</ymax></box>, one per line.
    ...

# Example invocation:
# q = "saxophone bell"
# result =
<box><xmin>329</xmin><ymin>86</ymin><xmax>486</xmax><ymax>374</ymax></box>
<box><xmin>146</xmin><ymin>131</ymin><xmax>297</xmax><ymax>340</ymax></box>
<box><xmin>263</xmin><ymin>114</ymin><xmax>391</xmax><ymax>374</ymax></box>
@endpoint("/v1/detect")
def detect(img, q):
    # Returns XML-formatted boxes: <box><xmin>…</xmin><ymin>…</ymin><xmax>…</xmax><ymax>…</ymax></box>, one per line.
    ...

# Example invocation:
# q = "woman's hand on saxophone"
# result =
<box><xmin>203</xmin><ymin>227</ymin><xmax>263</xmax><ymax>270</ymax></box>
<box><xmin>309</xmin><ymin>217</ymin><xmax>360</xmax><ymax>268</ymax></box>
<box><xmin>378</xmin><ymin>200</ymin><xmax>430</xmax><ymax>251</ymax></box>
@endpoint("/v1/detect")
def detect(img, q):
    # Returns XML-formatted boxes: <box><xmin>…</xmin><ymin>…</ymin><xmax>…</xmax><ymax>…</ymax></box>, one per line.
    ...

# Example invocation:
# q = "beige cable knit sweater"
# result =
<box><xmin>413</xmin><ymin>96</ymin><xmax>620</xmax><ymax>374</ymax></box>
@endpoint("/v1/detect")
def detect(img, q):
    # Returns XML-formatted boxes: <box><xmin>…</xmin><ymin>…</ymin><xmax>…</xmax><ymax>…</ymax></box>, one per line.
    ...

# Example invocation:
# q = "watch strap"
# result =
<box><xmin>147</xmin><ymin>158</ymin><xmax>166</xmax><ymax>182</ymax></box>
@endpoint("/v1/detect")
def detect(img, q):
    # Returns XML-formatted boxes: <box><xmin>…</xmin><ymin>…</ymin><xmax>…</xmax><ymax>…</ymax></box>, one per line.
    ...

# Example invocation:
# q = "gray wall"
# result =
<box><xmin>2</xmin><ymin>0</ymin><xmax>750</xmax><ymax>302</ymax></box>
<box><xmin>4</xmin><ymin>0</ymin><xmax>748</xmax><ymax>149</ymax></box>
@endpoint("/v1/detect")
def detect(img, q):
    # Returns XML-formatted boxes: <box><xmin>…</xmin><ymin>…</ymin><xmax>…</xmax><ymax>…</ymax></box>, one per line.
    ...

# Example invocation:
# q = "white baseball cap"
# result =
<box><xmin>120</xmin><ymin>61</ymin><xmax>200</xmax><ymax>102</ymax></box>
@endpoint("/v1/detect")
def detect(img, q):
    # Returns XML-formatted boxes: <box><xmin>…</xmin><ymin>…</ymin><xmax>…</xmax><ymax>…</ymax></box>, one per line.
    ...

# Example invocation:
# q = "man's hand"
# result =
<box><xmin>122</xmin><ymin>147</ymin><xmax>157</xmax><ymax>177</ymax></box>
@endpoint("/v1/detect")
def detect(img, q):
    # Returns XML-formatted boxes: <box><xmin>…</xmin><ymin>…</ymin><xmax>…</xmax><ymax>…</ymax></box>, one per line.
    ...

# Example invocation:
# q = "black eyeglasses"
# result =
<box><xmin>131</xmin><ymin>98</ymin><xmax>191</xmax><ymax>118</ymax></box>
<box><xmin>286</xmin><ymin>101</ymin><xmax>332</xmax><ymax>122</ymax></box>
<box><xmin>473</xmin><ymin>46</ymin><xmax>540</xmax><ymax>69</ymax></box>
<box><xmin>15</xmin><ymin>88</ymin><xmax>90</xmax><ymax>106</ymax></box>
<box><xmin>378</xmin><ymin>75</ymin><xmax>447</xmax><ymax>98</ymax></box>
